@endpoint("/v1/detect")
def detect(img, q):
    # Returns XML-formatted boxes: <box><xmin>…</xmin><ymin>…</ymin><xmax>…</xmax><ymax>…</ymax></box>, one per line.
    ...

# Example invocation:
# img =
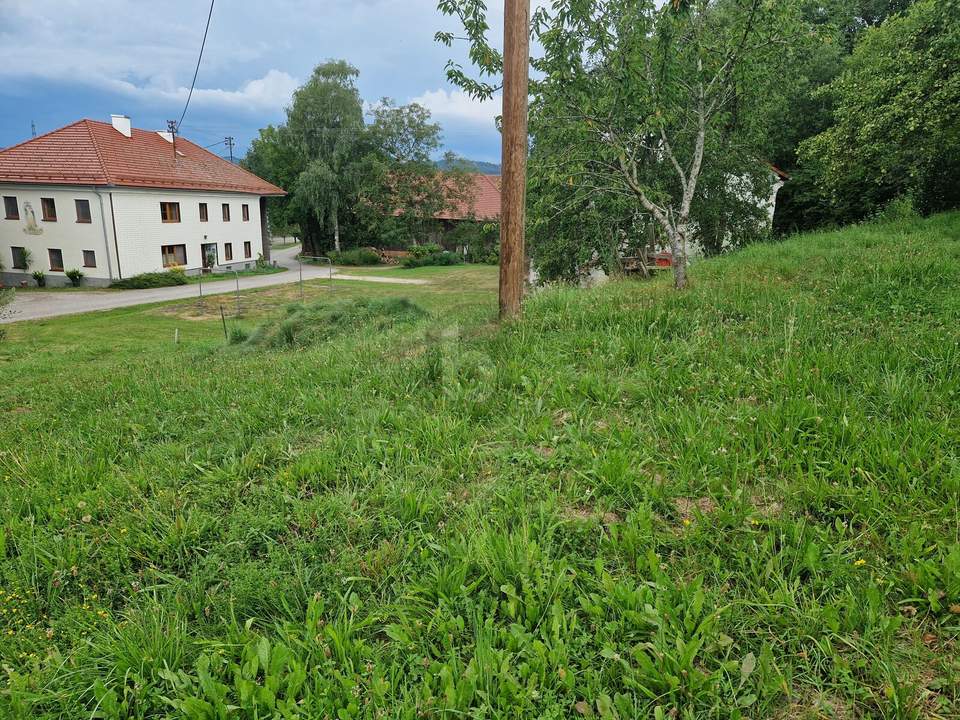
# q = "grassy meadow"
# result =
<box><xmin>0</xmin><ymin>214</ymin><xmax>958</xmax><ymax>718</ymax></box>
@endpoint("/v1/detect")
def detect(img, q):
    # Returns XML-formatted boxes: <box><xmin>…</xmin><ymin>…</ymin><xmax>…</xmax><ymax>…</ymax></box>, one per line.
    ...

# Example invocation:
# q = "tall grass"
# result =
<box><xmin>0</xmin><ymin>213</ymin><xmax>958</xmax><ymax>718</ymax></box>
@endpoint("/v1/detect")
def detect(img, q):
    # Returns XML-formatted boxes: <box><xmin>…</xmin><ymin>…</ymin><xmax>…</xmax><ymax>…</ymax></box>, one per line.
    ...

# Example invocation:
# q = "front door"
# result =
<box><xmin>201</xmin><ymin>243</ymin><xmax>218</xmax><ymax>270</ymax></box>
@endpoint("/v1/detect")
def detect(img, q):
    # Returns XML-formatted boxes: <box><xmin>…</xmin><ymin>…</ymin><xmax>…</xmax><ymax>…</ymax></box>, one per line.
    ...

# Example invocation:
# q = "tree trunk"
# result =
<box><xmin>669</xmin><ymin>226</ymin><xmax>689</xmax><ymax>290</ymax></box>
<box><xmin>301</xmin><ymin>215</ymin><xmax>321</xmax><ymax>258</ymax></box>
<box><xmin>333</xmin><ymin>208</ymin><xmax>341</xmax><ymax>254</ymax></box>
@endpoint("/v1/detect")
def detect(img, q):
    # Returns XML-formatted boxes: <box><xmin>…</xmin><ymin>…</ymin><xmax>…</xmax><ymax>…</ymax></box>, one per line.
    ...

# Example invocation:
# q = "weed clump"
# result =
<box><xmin>242</xmin><ymin>297</ymin><xmax>427</xmax><ymax>349</ymax></box>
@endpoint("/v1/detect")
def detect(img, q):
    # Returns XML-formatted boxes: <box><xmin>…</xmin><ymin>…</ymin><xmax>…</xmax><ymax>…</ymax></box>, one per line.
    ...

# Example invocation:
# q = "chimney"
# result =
<box><xmin>111</xmin><ymin>114</ymin><xmax>132</xmax><ymax>138</ymax></box>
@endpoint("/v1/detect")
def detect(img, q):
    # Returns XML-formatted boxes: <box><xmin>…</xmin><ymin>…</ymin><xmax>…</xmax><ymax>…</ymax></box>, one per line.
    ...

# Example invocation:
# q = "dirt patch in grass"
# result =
<box><xmin>773</xmin><ymin>691</ymin><xmax>858</xmax><ymax>720</ymax></box>
<box><xmin>562</xmin><ymin>505</ymin><xmax>622</xmax><ymax>527</ymax></box>
<box><xmin>751</xmin><ymin>494</ymin><xmax>784</xmax><ymax>518</ymax></box>
<box><xmin>553</xmin><ymin>410</ymin><xmax>574</xmax><ymax>427</ymax></box>
<box><xmin>674</xmin><ymin>496</ymin><xmax>718</xmax><ymax>520</ymax></box>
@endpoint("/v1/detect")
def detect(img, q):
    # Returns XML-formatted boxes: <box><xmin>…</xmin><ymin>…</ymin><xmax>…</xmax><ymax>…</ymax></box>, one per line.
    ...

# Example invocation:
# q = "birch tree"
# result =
<box><xmin>438</xmin><ymin>0</ymin><xmax>806</xmax><ymax>288</ymax></box>
<box><xmin>285</xmin><ymin>61</ymin><xmax>368</xmax><ymax>255</ymax></box>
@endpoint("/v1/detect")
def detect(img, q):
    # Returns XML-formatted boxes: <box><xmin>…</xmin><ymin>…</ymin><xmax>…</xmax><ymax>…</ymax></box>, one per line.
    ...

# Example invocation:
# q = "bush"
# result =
<box><xmin>408</xmin><ymin>243</ymin><xmax>442</xmax><ymax>259</ymax></box>
<box><xmin>465</xmin><ymin>244</ymin><xmax>499</xmax><ymax>265</ymax></box>
<box><xmin>448</xmin><ymin>221</ymin><xmax>500</xmax><ymax>264</ymax></box>
<box><xmin>111</xmin><ymin>269</ymin><xmax>188</xmax><ymax>289</ymax></box>
<box><xmin>874</xmin><ymin>195</ymin><xmax>920</xmax><ymax>224</ymax></box>
<box><xmin>401</xmin><ymin>251</ymin><xmax>464</xmax><ymax>269</ymax></box>
<box><xmin>243</xmin><ymin>297</ymin><xmax>426</xmax><ymax>349</ymax></box>
<box><xmin>65</xmin><ymin>269</ymin><xmax>84</xmax><ymax>287</ymax></box>
<box><xmin>329</xmin><ymin>248</ymin><xmax>381</xmax><ymax>266</ymax></box>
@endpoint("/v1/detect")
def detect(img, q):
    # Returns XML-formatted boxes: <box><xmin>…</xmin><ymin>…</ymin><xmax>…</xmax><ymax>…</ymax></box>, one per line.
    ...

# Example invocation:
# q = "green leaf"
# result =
<box><xmin>596</xmin><ymin>694</ymin><xmax>617</xmax><ymax>718</ymax></box>
<box><xmin>385</xmin><ymin>624</ymin><xmax>411</xmax><ymax>644</ymax></box>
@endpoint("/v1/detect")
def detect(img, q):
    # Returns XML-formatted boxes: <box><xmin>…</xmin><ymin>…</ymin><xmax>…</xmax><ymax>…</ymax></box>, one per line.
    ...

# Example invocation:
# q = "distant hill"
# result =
<box><xmin>437</xmin><ymin>158</ymin><xmax>501</xmax><ymax>175</ymax></box>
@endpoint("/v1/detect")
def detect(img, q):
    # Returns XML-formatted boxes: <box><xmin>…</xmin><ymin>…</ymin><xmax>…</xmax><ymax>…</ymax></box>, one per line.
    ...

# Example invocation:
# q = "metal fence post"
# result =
<box><xmin>297</xmin><ymin>256</ymin><xmax>333</xmax><ymax>299</ymax></box>
<box><xmin>233</xmin><ymin>270</ymin><xmax>241</xmax><ymax>316</ymax></box>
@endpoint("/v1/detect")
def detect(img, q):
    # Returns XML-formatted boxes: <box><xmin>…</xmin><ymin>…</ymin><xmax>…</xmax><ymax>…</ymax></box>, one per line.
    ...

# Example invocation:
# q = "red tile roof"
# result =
<box><xmin>437</xmin><ymin>173</ymin><xmax>500</xmax><ymax>221</ymax></box>
<box><xmin>0</xmin><ymin>119</ymin><xmax>285</xmax><ymax>195</ymax></box>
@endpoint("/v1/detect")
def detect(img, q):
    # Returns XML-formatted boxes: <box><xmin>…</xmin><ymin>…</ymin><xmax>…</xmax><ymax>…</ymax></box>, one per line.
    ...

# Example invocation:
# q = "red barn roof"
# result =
<box><xmin>0</xmin><ymin>119</ymin><xmax>285</xmax><ymax>196</ymax></box>
<box><xmin>437</xmin><ymin>173</ymin><xmax>500</xmax><ymax>221</ymax></box>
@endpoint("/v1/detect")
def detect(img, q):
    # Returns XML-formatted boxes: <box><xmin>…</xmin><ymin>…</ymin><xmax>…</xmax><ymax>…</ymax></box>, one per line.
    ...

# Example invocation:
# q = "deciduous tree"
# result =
<box><xmin>360</xmin><ymin>103</ymin><xmax>473</xmax><ymax>246</ymax></box>
<box><xmin>800</xmin><ymin>0</ymin><xmax>960</xmax><ymax>219</ymax></box>
<box><xmin>246</xmin><ymin>64</ymin><xmax>468</xmax><ymax>255</ymax></box>
<box><xmin>439</xmin><ymin>0</ymin><xmax>807</xmax><ymax>288</ymax></box>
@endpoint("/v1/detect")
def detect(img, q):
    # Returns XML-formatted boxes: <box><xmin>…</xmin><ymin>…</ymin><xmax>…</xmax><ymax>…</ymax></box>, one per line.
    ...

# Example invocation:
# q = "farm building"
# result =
<box><xmin>437</xmin><ymin>173</ymin><xmax>501</xmax><ymax>225</ymax></box>
<box><xmin>0</xmin><ymin>115</ymin><xmax>285</xmax><ymax>287</ymax></box>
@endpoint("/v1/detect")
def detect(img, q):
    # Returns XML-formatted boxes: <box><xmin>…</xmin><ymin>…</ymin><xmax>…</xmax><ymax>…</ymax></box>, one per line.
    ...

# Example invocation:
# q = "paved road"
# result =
<box><xmin>0</xmin><ymin>246</ymin><xmax>427</xmax><ymax>324</ymax></box>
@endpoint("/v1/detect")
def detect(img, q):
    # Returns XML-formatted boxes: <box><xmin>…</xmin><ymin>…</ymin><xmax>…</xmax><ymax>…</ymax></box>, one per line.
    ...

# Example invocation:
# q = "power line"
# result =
<box><xmin>177</xmin><ymin>0</ymin><xmax>216</xmax><ymax>131</ymax></box>
<box><xmin>203</xmin><ymin>139</ymin><xmax>226</xmax><ymax>149</ymax></box>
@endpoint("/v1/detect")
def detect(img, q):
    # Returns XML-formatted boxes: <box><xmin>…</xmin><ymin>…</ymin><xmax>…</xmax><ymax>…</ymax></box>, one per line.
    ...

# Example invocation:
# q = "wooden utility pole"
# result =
<box><xmin>499</xmin><ymin>0</ymin><xmax>530</xmax><ymax>320</ymax></box>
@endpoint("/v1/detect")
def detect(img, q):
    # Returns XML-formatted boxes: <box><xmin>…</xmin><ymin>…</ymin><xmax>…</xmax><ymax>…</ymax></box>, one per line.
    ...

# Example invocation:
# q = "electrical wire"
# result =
<box><xmin>176</xmin><ymin>0</ymin><xmax>216</xmax><ymax>131</ymax></box>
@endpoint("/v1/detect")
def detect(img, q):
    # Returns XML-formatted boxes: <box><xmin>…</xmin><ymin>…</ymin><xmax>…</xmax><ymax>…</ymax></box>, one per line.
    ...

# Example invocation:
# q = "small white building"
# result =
<box><xmin>0</xmin><ymin>115</ymin><xmax>285</xmax><ymax>287</ymax></box>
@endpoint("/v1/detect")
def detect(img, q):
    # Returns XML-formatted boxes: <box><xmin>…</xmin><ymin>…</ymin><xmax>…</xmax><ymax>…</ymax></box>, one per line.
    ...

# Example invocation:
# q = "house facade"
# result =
<box><xmin>0</xmin><ymin>116</ymin><xmax>284</xmax><ymax>287</ymax></box>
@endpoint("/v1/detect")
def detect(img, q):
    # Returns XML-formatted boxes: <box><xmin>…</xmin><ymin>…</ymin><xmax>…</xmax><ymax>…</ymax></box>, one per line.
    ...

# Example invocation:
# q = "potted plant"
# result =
<box><xmin>65</xmin><ymin>268</ymin><xmax>84</xmax><ymax>287</ymax></box>
<box><xmin>32</xmin><ymin>270</ymin><xmax>46</xmax><ymax>287</ymax></box>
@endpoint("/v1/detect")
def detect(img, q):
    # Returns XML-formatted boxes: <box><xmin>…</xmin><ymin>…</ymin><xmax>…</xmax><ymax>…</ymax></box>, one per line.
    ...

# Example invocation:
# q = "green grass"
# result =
<box><xmin>1</xmin><ymin>213</ymin><xmax>959</xmax><ymax>718</ymax></box>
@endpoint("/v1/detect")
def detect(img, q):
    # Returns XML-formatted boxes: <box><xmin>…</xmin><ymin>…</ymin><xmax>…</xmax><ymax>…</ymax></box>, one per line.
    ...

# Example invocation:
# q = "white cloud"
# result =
<box><xmin>411</xmin><ymin>88</ymin><xmax>501</xmax><ymax>127</ymax></box>
<box><xmin>0</xmin><ymin>0</ymin><xmax>505</xmax><ymax>156</ymax></box>
<box><xmin>100</xmin><ymin>70</ymin><xmax>299</xmax><ymax>112</ymax></box>
<box><xmin>0</xmin><ymin>1</ymin><xmax>297</xmax><ymax>114</ymax></box>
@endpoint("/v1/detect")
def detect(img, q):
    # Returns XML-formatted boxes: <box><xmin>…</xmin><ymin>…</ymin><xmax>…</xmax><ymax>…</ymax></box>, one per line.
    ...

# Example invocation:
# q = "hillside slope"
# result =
<box><xmin>1</xmin><ymin>213</ymin><xmax>958</xmax><ymax>717</ymax></box>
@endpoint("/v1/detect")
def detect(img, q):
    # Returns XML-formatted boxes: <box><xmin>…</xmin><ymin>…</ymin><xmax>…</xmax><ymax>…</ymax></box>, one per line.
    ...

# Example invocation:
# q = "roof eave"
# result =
<box><xmin>0</xmin><ymin>178</ymin><xmax>287</xmax><ymax>195</ymax></box>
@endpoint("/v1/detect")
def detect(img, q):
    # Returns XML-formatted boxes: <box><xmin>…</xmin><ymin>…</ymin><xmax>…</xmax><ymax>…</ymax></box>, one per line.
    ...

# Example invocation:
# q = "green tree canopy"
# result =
<box><xmin>766</xmin><ymin>0</ymin><xmax>920</xmax><ymax>233</ymax></box>
<box><xmin>246</xmin><ymin>62</ymin><xmax>467</xmax><ymax>255</ymax></box>
<box><xmin>800</xmin><ymin>0</ymin><xmax>960</xmax><ymax>220</ymax></box>
<box><xmin>440</xmin><ymin>0</ymin><xmax>809</xmax><ymax>287</ymax></box>
<box><xmin>364</xmin><ymin>101</ymin><xmax>473</xmax><ymax>246</ymax></box>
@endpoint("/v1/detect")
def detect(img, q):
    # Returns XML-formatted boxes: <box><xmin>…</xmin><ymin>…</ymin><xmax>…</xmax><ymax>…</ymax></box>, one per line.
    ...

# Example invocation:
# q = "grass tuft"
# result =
<box><xmin>242</xmin><ymin>296</ymin><xmax>428</xmax><ymax>349</ymax></box>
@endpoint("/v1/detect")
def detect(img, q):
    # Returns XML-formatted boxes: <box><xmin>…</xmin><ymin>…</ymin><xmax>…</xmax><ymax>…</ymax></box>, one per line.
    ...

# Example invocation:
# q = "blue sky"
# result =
<box><xmin>0</xmin><ymin>0</ymin><xmax>506</xmax><ymax>163</ymax></box>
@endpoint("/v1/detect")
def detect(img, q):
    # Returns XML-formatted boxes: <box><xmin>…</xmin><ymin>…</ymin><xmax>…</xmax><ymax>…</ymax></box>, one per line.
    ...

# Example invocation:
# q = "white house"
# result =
<box><xmin>0</xmin><ymin>115</ymin><xmax>285</xmax><ymax>287</ymax></box>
